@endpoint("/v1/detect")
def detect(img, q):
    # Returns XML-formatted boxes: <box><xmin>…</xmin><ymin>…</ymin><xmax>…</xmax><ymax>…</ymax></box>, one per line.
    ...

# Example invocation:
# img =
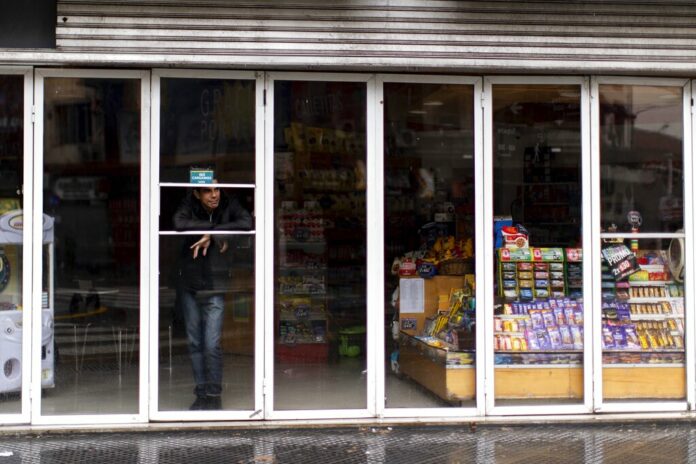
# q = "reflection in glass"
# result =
<box><xmin>158</xmin><ymin>233</ymin><xmax>255</xmax><ymax>412</ymax></box>
<box><xmin>492</xmin><ymin>85</ymin><xmax>584</xmax><ymax>405</ymax></box>
<box><xmin>383</xmin><ymin>83</ymin><xmax>476</xmax><ymax>408</ymax></box>
<box><xmin>600</xmin><ymin>85</ymin><xmax>683</xmax><ymax>233</ymax></box>
<box><xmin>599</xmin><ymin>85</ymin><xmax>686</xmax><ymax>402</ymax></box>
<box><xmin>0</xmin><ymin>75</ymin><xmax>24</xmax><ymax>415</ymax></box>
<box><xmin>42</xmin><ymin>78</ymin><xmax>141</xmax><ymax>415</ymax></box>
<box><xmin>157</xmin><ymin>77</ymin><xmax>257</xmax><ymax>413</ymax></box>
<box><xmin>273</xmin><ymin>81</ymin><xmax>367</xmax><ymax>410</ymax></box>
<box><xmin>159</xmin><ymin>78</ymin><xmax>255</xmax><ymax>184</ymax></box>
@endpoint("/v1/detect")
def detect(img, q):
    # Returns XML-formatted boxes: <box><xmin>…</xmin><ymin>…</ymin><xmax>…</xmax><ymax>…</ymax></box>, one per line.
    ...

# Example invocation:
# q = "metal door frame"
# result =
<box><xmin>590</xmin><ymin>76</ymin><xmax>694</xmax><ymax>413</ymax></box>
<box><xmin>482</xmin><ymin>75</ymin><xmax>594</xmax><ymax>416</ymax></box>
<box><xmin>148</xmin><ymin>69</ymin><xmax>266</xmax><ymax>421</ymax></box>
<box><xmin>32</xmin><ymin>68</ymin><xmax>151</xmax><ymax>425</ymax></box>
<box><xmin>264</xmin><ymin>71</ymin><xmax>376</xmax><ymax>420</ymax></box>
<box><xmin>0</xmin><ymin>66</ymin><xmax>33</xmax><ymax>425</ymax></box>
<box><xmin>374</xmin><ymin>74</ymin><xmax>485</xmax><ymax>418</ymax></box>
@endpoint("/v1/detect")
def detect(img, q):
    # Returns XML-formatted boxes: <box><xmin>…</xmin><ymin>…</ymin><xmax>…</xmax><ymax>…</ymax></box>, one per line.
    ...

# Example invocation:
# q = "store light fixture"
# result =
<box><xmin>409</xmin><ymin>110</ymin><xmax>427</xmax><ymax>115</ymax></box>
<box><xmin>423</xmin><ymin>100</ymin><xmax>443</xmax><ymax>106</ymax></box>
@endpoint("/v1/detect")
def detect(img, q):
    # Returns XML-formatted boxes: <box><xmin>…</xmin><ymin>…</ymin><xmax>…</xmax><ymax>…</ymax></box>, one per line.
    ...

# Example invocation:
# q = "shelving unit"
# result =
<box><xmin>600</xmin><ymin>250</ymin><xmax>686</xmax><ymax>399</ymax></box>
<box><xmin>276</xmin><ymin>206</ymin><xmax>329</xmax><ymax>362</ymax></box>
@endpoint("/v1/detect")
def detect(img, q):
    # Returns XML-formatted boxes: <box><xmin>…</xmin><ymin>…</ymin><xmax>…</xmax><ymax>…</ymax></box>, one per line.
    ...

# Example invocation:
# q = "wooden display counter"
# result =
<box><xmin>494</xmin><ymin>366</ymin><xmax>583</xmax><ymax>399</ymax></box>
<box><xmin>399</xmin><ymin>333</ymin><xmax>474</xmax><ymax>402</ymax></box>
<box><xmin>400</xmin><ymin>332</ymin><xmax>685</xmax><ymax>400</ymax></box>
<box><xmin>494</xmin><ymin>365</ymin><xmax>685</xmax><ymax>400</ymax></box>
<box><xmin>603</xmin><ymin>365</ymin><xmax>685</xmax><ymax>399</ymax></box>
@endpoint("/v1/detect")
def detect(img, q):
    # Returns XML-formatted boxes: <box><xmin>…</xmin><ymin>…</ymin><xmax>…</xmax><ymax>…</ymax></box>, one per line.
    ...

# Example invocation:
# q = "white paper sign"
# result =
<box><xmin>399</xmin><ymin>278</ymin><xmax>425</xmax><ymax>313</ymax></box>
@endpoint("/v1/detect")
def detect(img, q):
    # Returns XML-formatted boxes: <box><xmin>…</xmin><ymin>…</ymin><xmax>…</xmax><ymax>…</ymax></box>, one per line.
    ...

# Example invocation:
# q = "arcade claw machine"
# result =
<box><xmin>0</xmin><ymin>210</ymin><xmax>55</xmax><ymax>393</ymax></box>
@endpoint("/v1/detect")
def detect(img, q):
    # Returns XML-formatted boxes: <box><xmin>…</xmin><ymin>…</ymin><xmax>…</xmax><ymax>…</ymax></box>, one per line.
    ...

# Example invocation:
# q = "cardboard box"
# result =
<box><xmin>398</xmin><ymin>275</ymin><xmax>467</xmax><ymax>335</ymax></box>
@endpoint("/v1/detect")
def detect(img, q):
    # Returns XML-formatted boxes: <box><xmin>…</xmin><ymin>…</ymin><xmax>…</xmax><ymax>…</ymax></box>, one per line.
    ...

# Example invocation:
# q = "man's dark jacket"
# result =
<box><xmin>173</xmin><ymin>190</ymin><xmax>252</xmax><ymax>292</ymax></box>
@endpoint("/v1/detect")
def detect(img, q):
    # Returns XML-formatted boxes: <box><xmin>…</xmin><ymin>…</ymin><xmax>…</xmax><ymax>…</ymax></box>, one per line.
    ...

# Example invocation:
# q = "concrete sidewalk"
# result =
<box><xmin>0</xmin><ymin>422</ymin><xmax>694</xmax><ymax>463</ymax></box>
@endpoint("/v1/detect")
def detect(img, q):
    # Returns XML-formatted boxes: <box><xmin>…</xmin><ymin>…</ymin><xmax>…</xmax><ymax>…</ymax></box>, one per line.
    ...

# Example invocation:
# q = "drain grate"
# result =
<box><xmin>0</xmin><ymin>424</ymin><xmax>693</xmax><ymax>463</ymax></box>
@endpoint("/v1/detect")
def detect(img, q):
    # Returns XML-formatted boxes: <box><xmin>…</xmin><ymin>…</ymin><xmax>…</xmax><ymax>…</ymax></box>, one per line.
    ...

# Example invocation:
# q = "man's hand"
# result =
<box><xmin>219</xmin><ymin>239</ymin><xmax>229</xmax><ymax>254</ymax></box>
<box><xmin>191</xmin><ymin>234</ymin><xmax>211</xmax><ymax>259</ymax></box>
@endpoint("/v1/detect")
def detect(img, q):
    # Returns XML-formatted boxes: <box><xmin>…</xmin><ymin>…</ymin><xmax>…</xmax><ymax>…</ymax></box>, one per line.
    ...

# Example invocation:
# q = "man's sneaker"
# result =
<box><xmin>206</xmin><ymin>396</ymin><xmax>222</xmax><ymax>410</ymax></box>
<box><xmin>189</xmin><ymin>396</ymin><xmax>208</xmax><ymax>410</ymax></box>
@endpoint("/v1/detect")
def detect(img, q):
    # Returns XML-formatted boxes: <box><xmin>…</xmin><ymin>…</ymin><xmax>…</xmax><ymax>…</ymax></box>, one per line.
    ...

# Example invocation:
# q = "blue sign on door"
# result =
<box><xmin>190</xmin><ymin>169</ymin><xmax>214</xmax><ymax>184</ymax></box>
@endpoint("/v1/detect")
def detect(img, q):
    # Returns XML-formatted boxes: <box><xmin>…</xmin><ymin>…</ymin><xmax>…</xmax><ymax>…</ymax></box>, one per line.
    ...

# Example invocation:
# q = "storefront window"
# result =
<box><xmin>0</xmin><ymin>75</ymin><xmax>24</xmax><ymax>415</ymax></box>
<box><xmin>383</xmin><ymin>82</ymin><xmax>476</xmax><ymax>408</ymax></box>
<box><xmin>599</xmin><ymin>84</ymin><xmax>686</xmax><ymax>401</ymax></box>
<box><xmin>273</xmin><ymin>80</ymin><xmax>367</xmax><ymax>410</ymax></box>
<box><xmin>492</xmin><ymin>84</ymin><xmax>584</xmax><ymax>405</ymax></box>
<box><xmin>41</xmin><ymin>77</ymin><xmax>141</xmax><ymax>415</ymax></box>
<box><xmin>157</xmin><ymin>77</ymin><xmax>256</xmax><ymax>412</ymax></box>
<box><xmin>159</xmin><ymin>79</ymin><xmax>255</xmax><ymax>184</ymax></box>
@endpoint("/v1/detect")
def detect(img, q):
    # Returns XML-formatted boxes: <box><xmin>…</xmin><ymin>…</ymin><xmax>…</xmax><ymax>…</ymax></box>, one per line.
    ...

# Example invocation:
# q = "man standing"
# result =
<box><xmin>173</xmin><ymin>184</ymin><xmax>252</xmax><ymax>410</ymax></box>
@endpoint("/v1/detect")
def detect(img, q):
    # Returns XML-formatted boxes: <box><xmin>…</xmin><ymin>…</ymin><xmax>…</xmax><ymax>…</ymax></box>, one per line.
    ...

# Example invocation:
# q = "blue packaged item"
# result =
<box><xmin>493</xmin><ymin>216</ymin><xmax>513</xmax><ymax>249</ymax></box>
<box><xmin>611</xmin><ymin>325</ymin><xmax>627</xmax><ymax>348</ymax></box>
<box><xmin>541</xmin><ymin>309</ymin><xmax>556</xmax><ymax>328</ymax></box>
<box><xmin>602</xmin><ymin>324</ymin><xmax>615</xmax><ymax>349</ymax></box>
<box><xmin>535</xmin><ymin>289</ymin><xmax>549</xmax><ymax>298</ymax></box>
<box><xmin>615</xmin><ymin>303</ymin><xmax>631</xmax><ymax>321</ymax></box>
<box><xmin>418</xmin><ymin>262</ymin><xmax>437</xmax><ymax>278</ymax></box>
<box><xmin>525</xmin><ymin>329</ymin><xmax>540</xmax><ymax>350</ymax></box>
<box><xmin>529</xmin><ymin>310</ymin><xmax>545</xmax><ymax>329</ymax></box>
<box><xmin>547</xmin><ymin>327</ymin><xmax>563</xmax><ymax>349</ymax></box>
<box><xmin>559</xmin><ymin>325</ymin><xmax>573</xmax><ymax>348</ymax></box>
<box><xmin>570</xmin><ymin>325</ymin><xmax>584</xmax><ymax>349</ymax></box>
<box><xmin>535</xmin><ymin>329</ymin><xmax>552</xmax><ymax>350</ymax></box>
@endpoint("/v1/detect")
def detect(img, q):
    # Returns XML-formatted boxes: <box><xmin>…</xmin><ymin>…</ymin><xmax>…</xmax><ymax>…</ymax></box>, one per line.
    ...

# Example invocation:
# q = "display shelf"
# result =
<box><xmin>495</xmin><ymin>349</ymin><xmax>581</xmax><ymax>354</ymax></box>
<box><xmin>603</xmin><ymin>363</ymin><xmax>684</xmax><ymax>368</ymax></box>
<box><xmin>276</xmin><ymin>202</ymin><xmax>330</xmax><ymax>362</ymax></box>
<box><xmin>279</xmin><ymin>291</ymin><xmax>326</xmax><ymax>296</ymax></box>
<box><xmin>277</xmin><ymin>267</ymin><xmax>327</xmax><ymax>272</ymax></box>
<box><xmin>604</xmin><ymin>349</ymin><xmax>683</xmax><ymax>353</ymax></box>
<box><xmin>628</xmin><ymin>314</ymin><xmax>683</xmax><ymax>321</ymax></box>
<box><xmin>276</xmin><ymin>342</ymin><xmax>329</xmax><ymax>363</ymax></box>
<box><xmin>279</xmin><ymin>239</ymin><xmax>326</xmax><ymax>246</ymax></box>
<box><xmin>279</xmin><ymin>312</ymin><xmax>327</xmax><ymax>321</ymax></box>
<box><xmin>629</xmin><ymin>281</ymin><xmax>674</xmax><ymax>286</ymax></box>
<box><xmin>494</xmin><ymin>363</ymin><xmax>580</xmax><ymax>369</ymax></box>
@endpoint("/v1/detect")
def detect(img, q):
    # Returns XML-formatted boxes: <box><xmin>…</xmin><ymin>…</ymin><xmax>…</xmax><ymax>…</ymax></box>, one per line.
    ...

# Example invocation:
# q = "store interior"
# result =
<box><xmin>0</xmin><ymin>76</ymin><xmax>690</xmax><ymax>416</ymax></box>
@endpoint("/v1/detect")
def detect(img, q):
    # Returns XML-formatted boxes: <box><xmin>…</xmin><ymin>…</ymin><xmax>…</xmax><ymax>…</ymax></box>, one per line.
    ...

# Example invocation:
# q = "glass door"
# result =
<box><xmin>484</xmin><ymin>77</ymin><xmax>592</xmax><ymax>415</ymax></box>
<box><xmin>377</xmin><ymin>75</ymin><xmax>484</xmax><ymax>417</ymax></box>
<box><xmin>266</xmin><ymin>73</ymin><xmax>374</xmax><ymax>419</ymax></box>
<box><xmin>0</xmin><ymin>68</ymin><xmax>33</xmax><ymax>425</ymax></box>
<box><xmin>150</xmin><ymin>70</ymin><xmax>264</xmax><ymax>420</ymax></box>
<box><xmin>592</xmin><ymin>78</ymin><xmax>693</xmax><ymax>412</ymax></box>
<box><xmin>32</xmin><ymin>69</ymin><xmax>150</xmax><ymax>424</ymax></box>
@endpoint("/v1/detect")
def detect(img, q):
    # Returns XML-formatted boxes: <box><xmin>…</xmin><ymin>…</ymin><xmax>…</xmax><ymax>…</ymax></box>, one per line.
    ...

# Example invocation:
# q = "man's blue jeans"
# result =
<box><xmin>180</xmin><ymin>290</ymin><xmax>224</xmax><ymax>398</ymax></box>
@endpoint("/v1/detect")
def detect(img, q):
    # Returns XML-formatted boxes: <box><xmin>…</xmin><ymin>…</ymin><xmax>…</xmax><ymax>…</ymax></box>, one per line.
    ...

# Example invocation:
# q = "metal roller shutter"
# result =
<box><xmin>23</xmin><ymin>0</ymin><xmax>696</xmax><ymax>72</ymax></box>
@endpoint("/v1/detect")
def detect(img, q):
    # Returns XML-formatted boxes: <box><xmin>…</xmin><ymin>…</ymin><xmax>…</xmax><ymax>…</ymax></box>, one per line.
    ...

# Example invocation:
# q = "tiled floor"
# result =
<box><xmin>1</xmin><ymin>354</ymin><xmax>449</xmax><ymax>416</ymax></box>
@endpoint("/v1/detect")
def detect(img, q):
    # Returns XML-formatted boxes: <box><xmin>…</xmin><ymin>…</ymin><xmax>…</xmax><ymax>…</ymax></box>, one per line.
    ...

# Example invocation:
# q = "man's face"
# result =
<box><xmin>194</xmin><ymin>187</ymin><xmax>220</xmax><ymax>212</ymax></box>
